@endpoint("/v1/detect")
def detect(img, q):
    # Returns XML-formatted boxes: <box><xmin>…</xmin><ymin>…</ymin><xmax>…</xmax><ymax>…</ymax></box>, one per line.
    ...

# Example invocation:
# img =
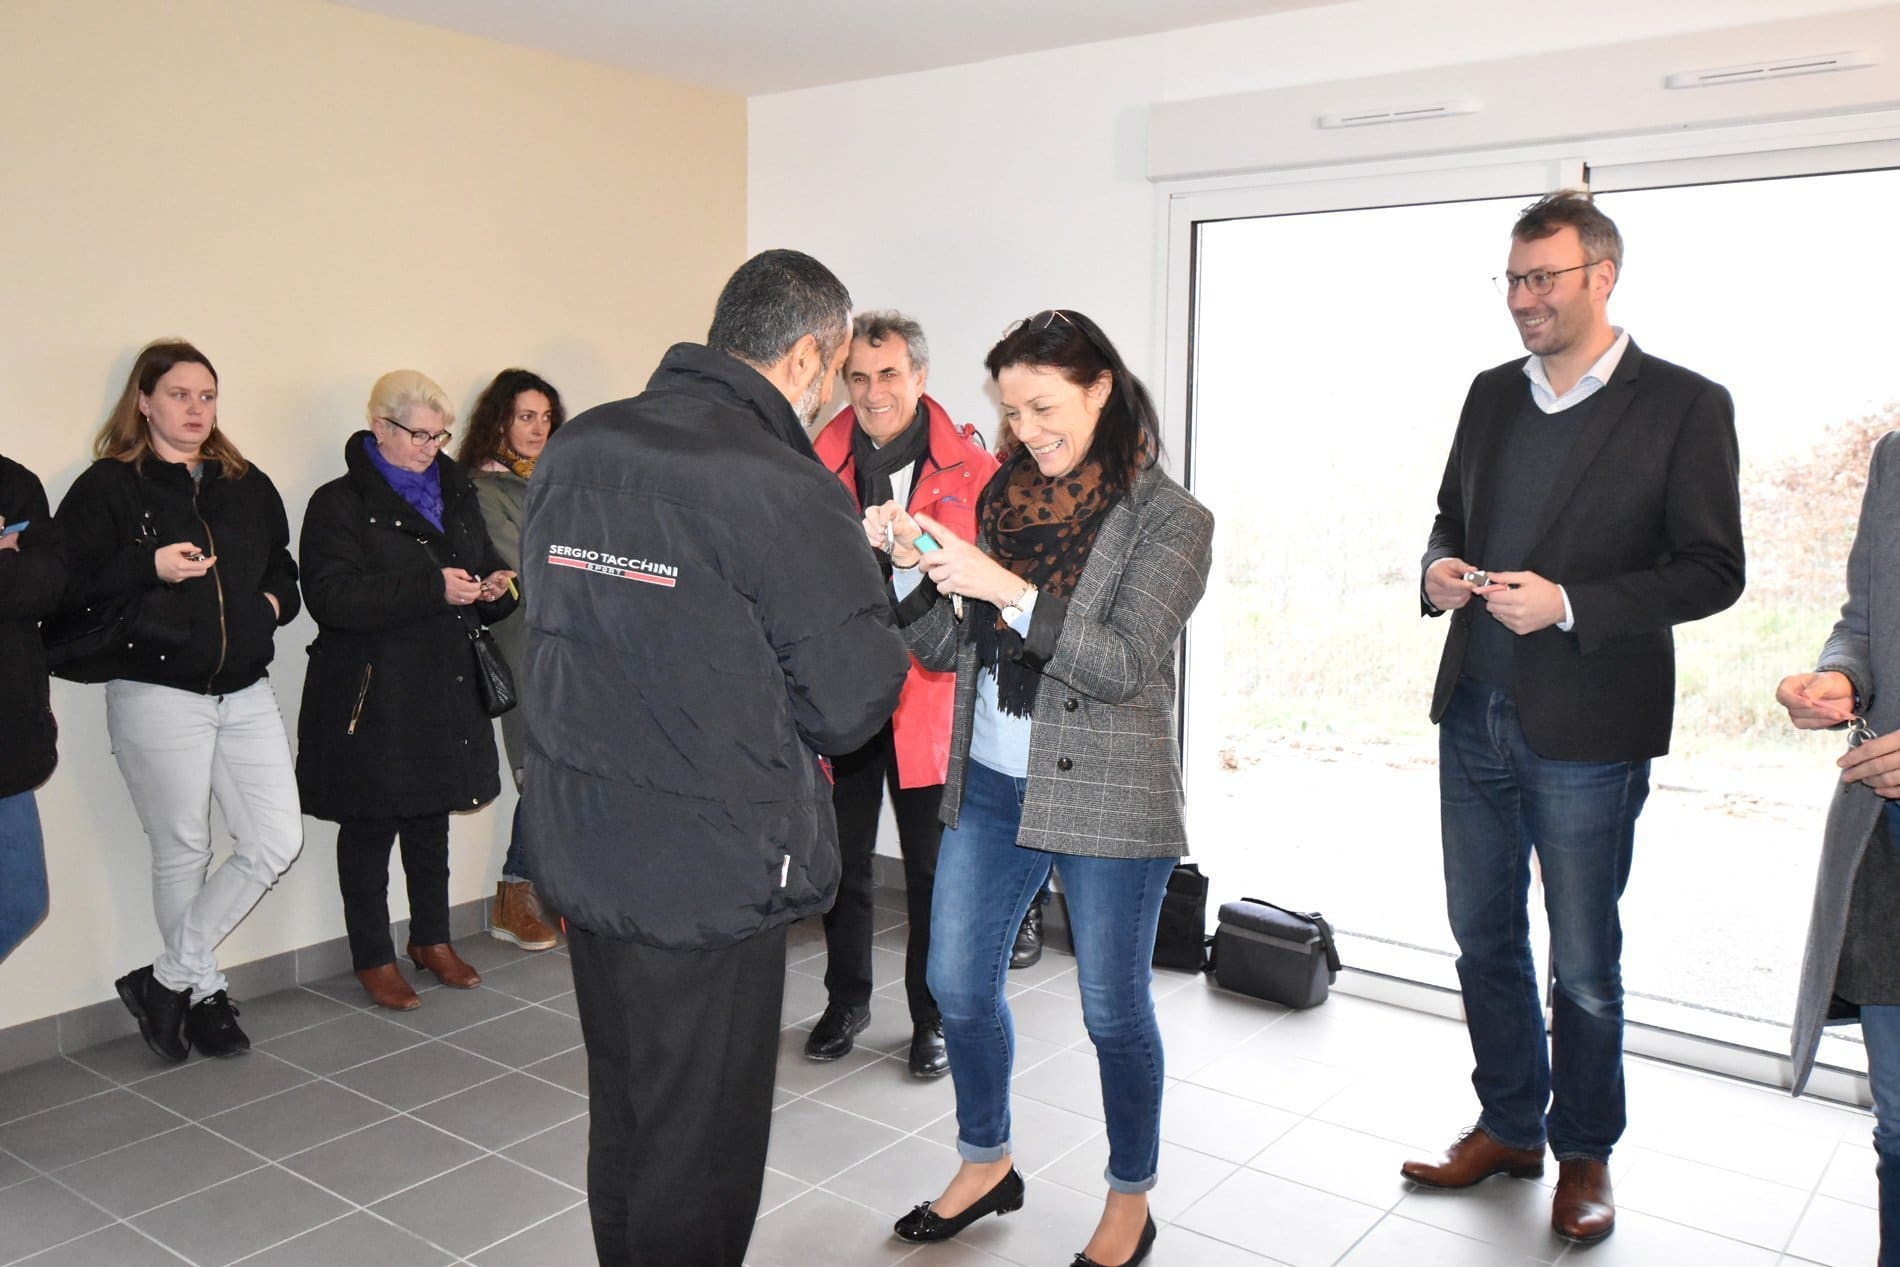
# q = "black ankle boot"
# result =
<box><xmin>1010</xmin><ymin>903</ymin><xmax>1044</xmax><ymax>969</ymax></box>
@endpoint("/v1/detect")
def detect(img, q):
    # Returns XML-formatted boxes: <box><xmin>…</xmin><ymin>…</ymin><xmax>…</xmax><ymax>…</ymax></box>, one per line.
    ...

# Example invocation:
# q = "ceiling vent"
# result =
<box><xmin>1316</xmin><ymin>99</ymin><xmax>1480</xmax><ymax>129</ymax></box>
<box><xmin>1665</xmin><ymin>50</ymin><xmax>1873</xmax><ymax>89</ymax></box>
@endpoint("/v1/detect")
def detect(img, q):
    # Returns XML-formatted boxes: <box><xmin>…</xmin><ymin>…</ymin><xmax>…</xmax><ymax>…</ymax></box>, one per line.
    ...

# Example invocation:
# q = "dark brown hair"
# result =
<box><xmin>455</xmin><ymin>369</ymin><xmax>566</xmax><ymax>471</ymax></box>
<box><xmin>984</xmin><ymin>309</ymin><xmax>1158</xmax><ymax>487</ymax></box>
<box><xmin>1513</xmin><ymin>190</ymin><xmax>1623</xmax><ymax>275</ymax></box>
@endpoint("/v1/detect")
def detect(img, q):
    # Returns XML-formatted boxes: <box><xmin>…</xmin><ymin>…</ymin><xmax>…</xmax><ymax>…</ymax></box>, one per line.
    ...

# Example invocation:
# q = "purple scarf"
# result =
<box><xmin>362</xmin><ymin>434</ymin><xmax>443</xmax><ymax>530</ymax></box>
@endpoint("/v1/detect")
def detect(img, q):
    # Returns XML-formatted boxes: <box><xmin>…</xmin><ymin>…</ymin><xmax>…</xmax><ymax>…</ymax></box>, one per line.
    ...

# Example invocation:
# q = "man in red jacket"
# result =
<box><xmin>808</xmin><ymin>311</ymin><xmax>1000</xmax><ymax>1077</ymax></box>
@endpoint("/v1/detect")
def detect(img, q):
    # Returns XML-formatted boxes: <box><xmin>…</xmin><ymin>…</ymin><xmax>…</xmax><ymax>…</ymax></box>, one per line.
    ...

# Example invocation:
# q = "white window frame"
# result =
<box><xmin>1156</xmin><ymin>108</ymin><xmax>1900</xmax><ymax>1107</ymax></box>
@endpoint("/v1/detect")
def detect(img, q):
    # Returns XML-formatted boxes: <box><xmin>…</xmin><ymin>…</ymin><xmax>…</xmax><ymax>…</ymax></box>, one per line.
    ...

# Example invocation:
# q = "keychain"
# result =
<box><xmin>886</xmin><ymin>519</ymin><xmax>961</xmax><ymax>618</ymax></box>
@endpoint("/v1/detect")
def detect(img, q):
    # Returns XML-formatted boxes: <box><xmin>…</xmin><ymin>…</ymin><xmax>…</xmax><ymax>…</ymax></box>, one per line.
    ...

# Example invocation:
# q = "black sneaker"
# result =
<box><xmin>803</xmin><ymin>1002</ymin><xmax>870</xmax><ymax>1061</ymax></box>
<box><xmin>115</xmin><ymin>966</ymin><xmax>191</xmax><ymax>1063</ymax></box>
<box><xmin>186</xmin><ymin>990</ymin><xmax>250</xmax><ymax>1058</ymax></box>
<box><xmin>1009</xmin><ymin>903</ymin><xmax>1044</xmax><ymax>970</ymax></box>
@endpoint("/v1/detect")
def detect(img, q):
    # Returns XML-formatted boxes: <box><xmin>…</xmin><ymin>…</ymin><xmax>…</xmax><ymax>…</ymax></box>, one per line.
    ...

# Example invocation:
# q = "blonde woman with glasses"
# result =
<box><xmin>295</xmin><ymin>371</ymin><xmax>518</xmax><ymax>1010</ymax></box>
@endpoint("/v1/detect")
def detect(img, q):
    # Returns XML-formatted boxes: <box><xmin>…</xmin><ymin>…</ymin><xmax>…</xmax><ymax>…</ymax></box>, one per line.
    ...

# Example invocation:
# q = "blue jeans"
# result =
<box><xmin>1438</xmin><ymin>680</ymin><xmax>1649</xmax><ymax>1161</ymax></box>
<box><xmin>928</xmin><ymin>759</ymin><xmax>1175</xmax><ymax>1193</ymax></box>
<box><xmin>1862</xmin><ymin>1005</ymin><xmax>1900</xmax><ymax>1267</ymax></box>
<box><xmin>0</xmin><ymin>791</ymin><xmax>48</xmax><ymax>962</ymax></box>
<box><xmin>502</xmin><ymin>798</ymin><xmax>531</xmax><ymax>885</ymax></box>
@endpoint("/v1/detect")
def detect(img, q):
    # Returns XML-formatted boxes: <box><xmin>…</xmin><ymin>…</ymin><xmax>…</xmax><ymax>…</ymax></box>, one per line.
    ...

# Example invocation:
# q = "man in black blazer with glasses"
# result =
<box><xmin>1404</xmin><ymin>190</ymin><xmax>1745</xmax><ymax>1246</ymax></box>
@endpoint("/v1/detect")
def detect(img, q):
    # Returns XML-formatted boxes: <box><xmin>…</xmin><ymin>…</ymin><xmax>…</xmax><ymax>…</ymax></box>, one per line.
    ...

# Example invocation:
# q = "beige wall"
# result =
<box><xmin>0</xmin><ymin>0</ymin><xmax>745</xmax><ymax>1030</ymax></box>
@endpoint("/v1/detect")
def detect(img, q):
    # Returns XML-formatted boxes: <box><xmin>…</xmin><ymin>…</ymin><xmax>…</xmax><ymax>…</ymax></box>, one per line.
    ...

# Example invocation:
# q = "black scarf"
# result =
<box><xmin>851</xmin><ymin>402</ymin><xmax>931</xmax><ymax>510</ymax></box>
<box><xmin>973</xmin><ymin>451</ymin><xmax>1123</xmax><ymax>716</ymax></box>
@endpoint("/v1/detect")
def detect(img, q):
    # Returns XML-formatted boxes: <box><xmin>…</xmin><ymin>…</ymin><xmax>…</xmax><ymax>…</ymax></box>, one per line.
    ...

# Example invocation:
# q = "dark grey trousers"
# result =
<box><xmin>567</xmin><ymin>922</ymin><xmax>788</xmax><ymax>1267</ymax></box>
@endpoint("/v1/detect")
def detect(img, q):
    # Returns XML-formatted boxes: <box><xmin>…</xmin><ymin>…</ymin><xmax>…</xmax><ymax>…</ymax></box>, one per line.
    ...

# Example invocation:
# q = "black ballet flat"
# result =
<box><xmin>892</xmin><ymin>1166</ymin><xmax>1025</xmax><ymax>1243</ymax></box>
<box><xmin>1071</xmin><ymin>1213</ymin><xmax>1157</xmax><ymax>1267</ymax></box>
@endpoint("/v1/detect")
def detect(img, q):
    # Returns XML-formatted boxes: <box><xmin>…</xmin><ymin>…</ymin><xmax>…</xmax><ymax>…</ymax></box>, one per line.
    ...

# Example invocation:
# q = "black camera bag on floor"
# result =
<box><xmin>1210</xmin><ymin>898</ymin><xmax>1341</xmax><ymax>1008</ymax></box>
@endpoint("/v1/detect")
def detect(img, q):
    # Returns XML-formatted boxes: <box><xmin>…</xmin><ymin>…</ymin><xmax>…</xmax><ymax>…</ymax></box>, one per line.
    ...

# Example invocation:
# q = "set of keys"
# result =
<box><xmin>885</xmin><ymin>520</ymin><xmax>961</xmax><ymax>618</ymax></box>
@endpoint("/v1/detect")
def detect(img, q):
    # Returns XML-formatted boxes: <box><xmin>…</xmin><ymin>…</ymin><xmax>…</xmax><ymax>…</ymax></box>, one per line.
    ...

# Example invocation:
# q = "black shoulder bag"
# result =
<box><xmin>43</xmin><ymin>478</ymin><xmax>191</xmax><ymax>679</ymax></box>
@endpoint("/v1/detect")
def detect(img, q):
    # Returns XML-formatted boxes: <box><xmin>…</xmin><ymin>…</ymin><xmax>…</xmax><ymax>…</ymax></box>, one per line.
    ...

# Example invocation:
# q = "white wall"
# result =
<box><xmin>753</xmin><ymin>0</ymin><xmax>1892</xmax><ymax>434</ymax></box>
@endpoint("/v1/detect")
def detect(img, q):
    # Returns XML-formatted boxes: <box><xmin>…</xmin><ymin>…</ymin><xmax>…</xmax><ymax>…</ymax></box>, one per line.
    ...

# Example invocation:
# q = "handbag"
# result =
<box><xmin>1210</xmin><ymin>898</ymin><xmax>1341</xmax><ymax>1009</ymax></box>
<box><xmin>43</xmin><ymin>489</ymin><xmax>192</xmax><ymax>680</ymax></box>
<box><xmin>1151</xmin><ymin>862</ymin><xmax>1211</xmax><ymax>972</ymax></box>
<box><xmin>467</xmin><ymin>624</ymin><xmax>518</xmax><ymax>718</ymax></box>
<box><xmin>416</xmin><ymin>534</ymin><xmax>517</xmax><ymax>718</ymax></box>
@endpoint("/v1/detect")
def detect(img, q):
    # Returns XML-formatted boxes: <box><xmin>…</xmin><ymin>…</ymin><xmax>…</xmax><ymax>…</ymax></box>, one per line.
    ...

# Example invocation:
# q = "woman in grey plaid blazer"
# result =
<box><xmin>876</xmin><ymin>311</ymin><xmax>1213</xmax><ymax>1267</ymax></box>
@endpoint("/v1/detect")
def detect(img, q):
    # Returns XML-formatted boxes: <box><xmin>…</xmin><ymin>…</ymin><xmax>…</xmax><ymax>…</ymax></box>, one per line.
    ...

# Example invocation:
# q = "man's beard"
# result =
<box><xmin>794</xmin><ymin>361</ymin><xmax>830</xmax><ymax>427</ymax></box>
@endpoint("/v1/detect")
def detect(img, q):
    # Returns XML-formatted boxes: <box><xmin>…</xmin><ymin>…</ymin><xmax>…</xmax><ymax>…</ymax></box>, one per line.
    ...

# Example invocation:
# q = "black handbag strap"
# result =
<box><xmin>1310</xmin><ymin>913</ymin><xmax>1342</xmax><ymax>977</ymax></box>
<box><xmin>1239</xmin><ymin>897</ymin><xmax>1342</xmax><ymax>976</ymax></box>
<box><xmin>129</xmin><ymin>472</ymin><xmax>160</xmax><ymax>544</ymax></box>
<box><xmin>412</xmin><ymin>532</ymin><xmax>487</xmax><ymax>642</ymax></box>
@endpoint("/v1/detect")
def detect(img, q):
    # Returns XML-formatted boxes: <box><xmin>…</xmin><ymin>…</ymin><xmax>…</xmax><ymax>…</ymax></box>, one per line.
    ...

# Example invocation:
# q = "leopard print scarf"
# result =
<box><xmin>973</xmin><ymin>450</ymin><xmax>1122</xmax><ymax>716</ymax></box>
<box><xmin>496</xmin><ymin>441</ymin><xmax>537</xmax><ymax>480</ymax></box>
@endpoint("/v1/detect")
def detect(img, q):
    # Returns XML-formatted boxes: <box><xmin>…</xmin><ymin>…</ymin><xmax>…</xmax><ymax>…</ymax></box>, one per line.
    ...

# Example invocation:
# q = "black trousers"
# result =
<box><xmin>823</xmin><ymin>724</ymin><xmax>942</xmax><ymax>1024</ymax></box>
<box><xmin>336</xmin><ymin>814</ymin><xmax>450</xmax><ymax>971</ymax></box>
<box><xmin>568</xmin><ymin>923</ymin><xmax>787</xmax><ymax>1267</ymax></box>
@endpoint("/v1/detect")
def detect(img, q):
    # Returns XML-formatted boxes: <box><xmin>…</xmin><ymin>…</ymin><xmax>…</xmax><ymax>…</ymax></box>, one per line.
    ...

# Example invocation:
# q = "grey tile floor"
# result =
<box><xmin>0</xmin><ymin>885</ymin><xmax>1885</xmax><ymax>1265</ymax></box>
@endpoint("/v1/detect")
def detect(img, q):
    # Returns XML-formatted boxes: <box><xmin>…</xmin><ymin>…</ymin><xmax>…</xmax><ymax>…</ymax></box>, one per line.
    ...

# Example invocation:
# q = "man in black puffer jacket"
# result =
<box><xmin>520</xmin><ymin>250</ymin><xmax>908</xmax><ymax>1267</ymax></box>
<box><xmin>0</xmin><ymin>455</ymin><xmax>65</xmax><ymax>962</ymax></box>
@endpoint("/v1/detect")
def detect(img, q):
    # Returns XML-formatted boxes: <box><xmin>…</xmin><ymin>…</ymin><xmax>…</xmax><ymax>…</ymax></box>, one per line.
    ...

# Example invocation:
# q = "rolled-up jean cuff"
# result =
<box><xmin>956</xmin><ymin>1138</ymin><xmax>1010</xmax><ymax>1164</ymax></box>
<box><xmin>1105</xmin><ymin>1167</ymin><xmax>1158</xmax><ymax>1194</ymax></box>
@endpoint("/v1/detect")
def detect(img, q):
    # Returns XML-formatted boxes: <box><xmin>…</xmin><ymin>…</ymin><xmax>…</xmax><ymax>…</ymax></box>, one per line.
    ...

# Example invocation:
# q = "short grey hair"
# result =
<box><xmin>851</xmin><ymin>310</ymin><xmax>929</xmax><ymax>374</ymax></box>
<box><xmin>707</xmin><ymin>249</ymin><xmax>852</xmax><ymax>369</ymax></box>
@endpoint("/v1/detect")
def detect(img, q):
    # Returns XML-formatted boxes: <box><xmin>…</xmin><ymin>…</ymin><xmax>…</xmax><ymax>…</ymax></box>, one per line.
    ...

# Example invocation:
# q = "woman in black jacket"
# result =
<box><xmin>0</xmin><ymin>455</ymin><xmax>65</xmax><ymax>964</ymax></box>
<box><xmin>53</xmin><ymin>340</ymin><xmax>304</xmax><ymax>1064</ymax></box>
<box><xmin>297</xmin><ymin>370</ymin><xmax>518</xmax><ymax>1011</ymax></box>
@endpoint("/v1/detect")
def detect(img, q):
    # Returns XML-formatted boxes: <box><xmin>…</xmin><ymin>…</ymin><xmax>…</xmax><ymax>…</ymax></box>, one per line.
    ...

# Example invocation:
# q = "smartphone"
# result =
<box><xmin>1</xmin><ymin>520</ymin><xmax>27</xmax><ymax>535</ymax></box>
<box><xmin>913</xmin><ymin>532</ymin><xmax>941</xmax><ymax>553</ymax></box>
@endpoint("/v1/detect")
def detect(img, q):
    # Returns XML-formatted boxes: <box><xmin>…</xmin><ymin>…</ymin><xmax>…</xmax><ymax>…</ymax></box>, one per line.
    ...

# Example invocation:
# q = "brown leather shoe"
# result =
<box><xmin>408</xmin><ymin>942</ymin><xmax>481</xmax><ymax>988</ymax></box>
<box><xmin>1551</xmin><ymin>1158</ymin><xmax>1614</xmax><ymax>1244</ymax></box>
<box><xmin>1400</xmin><ymin>1125</ymin><xmax>1545</xmax><ymax>1188</ymax></box>
<box><xmin>490</xmin><ymin>881</ymin><xmax>559</xmax><ymax>951</ymax></box>
<box><xmin>356</xmin><ymin>962</ymin><xmax>421</xmax><ymax>1011</ymax></box>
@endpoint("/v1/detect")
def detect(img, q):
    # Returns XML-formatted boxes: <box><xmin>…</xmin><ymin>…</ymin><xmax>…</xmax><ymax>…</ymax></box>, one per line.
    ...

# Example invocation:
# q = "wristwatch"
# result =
<box><xmin>1000</xmin><ymin>584</ymin><xmax>1036</xmax><ymax>624</ymax></box>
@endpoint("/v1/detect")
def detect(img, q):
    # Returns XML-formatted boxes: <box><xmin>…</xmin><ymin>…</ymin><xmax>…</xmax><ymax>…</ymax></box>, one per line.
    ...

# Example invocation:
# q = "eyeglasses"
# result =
<box><xmin>1493</xmin><ymin>262</ymin><xmax>1599</xmax><ymax>297</ymax></box>
<box><xmin>379</xmin><ymin>416</ymin><xmax>453</xmax><ymax>448</ymax></box>
<box><xmin>1013</xmin><ymin>307</ymin><xmax>1120</xmax><ymax>375</ymax></box>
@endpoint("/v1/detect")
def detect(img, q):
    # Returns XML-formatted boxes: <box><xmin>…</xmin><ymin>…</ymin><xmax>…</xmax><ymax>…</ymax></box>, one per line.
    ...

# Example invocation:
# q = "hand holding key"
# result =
<box><xmin>1839</xmin><ymin>717</ymin><xmax>1900</xmax><ymax>798</ymax></box>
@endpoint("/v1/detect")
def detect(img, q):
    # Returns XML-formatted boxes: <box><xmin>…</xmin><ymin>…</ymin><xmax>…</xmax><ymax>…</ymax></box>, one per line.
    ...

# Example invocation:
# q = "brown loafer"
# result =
<box><xmin>407</xmin><ymin>941</ymin><xmax>481</xmax><ymax>988</ymax></box>
<box><xmin>356</xmin><ymin>962</ymin><xmax>421</xmax><ymax>1011</ymax></box>
<box><xmin>1400</xmin><ymin>1125</ymin><xmax>1545</xmax><ymax>1188</ymax></box>
<box><xmin>1551</xmin><ymin>1158</ymin><xmax>1614</xmax><ymax>1244</ymax></box>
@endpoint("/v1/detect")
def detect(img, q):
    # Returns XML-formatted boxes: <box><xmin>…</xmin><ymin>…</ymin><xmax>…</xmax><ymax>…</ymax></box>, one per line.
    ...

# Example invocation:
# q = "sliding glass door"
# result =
<box><xmin>1175</xmin><ymin>153</ymin><xmax>1900</xmax><ymax>1078</ymax></box>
